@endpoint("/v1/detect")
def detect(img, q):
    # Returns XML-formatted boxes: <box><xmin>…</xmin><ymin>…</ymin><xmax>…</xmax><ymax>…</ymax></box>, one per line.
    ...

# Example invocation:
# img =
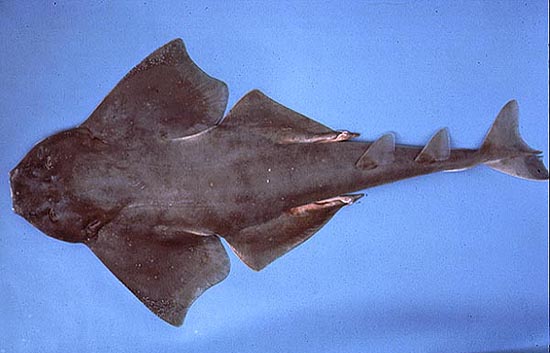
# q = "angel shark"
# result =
<box><xmin>9</xmin><ymin>39</ymin><xmax>548</xmax><ymax>326</ymax></box>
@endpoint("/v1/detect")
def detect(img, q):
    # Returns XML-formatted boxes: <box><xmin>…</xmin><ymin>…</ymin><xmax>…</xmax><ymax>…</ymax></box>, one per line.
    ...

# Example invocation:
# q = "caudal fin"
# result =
<box><xmin>481</xmin><ymin>100</ymin><xmax>548</xmax><ymax>180</ymax></box>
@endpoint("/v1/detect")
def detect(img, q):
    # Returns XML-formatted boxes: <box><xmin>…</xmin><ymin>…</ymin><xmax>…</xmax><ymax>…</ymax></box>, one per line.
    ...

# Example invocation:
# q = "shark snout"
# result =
<box><xmin>9</xmin><ymin>166</ymin><xmax>44</xmax><ymax>219</ymax></box>
<box><xmin>9</xmin><ymin>167</ymin><xmax>24</xmax><ymax>215</ymax></box>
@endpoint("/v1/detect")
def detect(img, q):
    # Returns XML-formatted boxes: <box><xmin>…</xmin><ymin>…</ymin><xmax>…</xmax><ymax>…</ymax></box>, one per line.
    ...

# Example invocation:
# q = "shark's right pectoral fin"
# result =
<box><xmin>224</xmin><ymin>194</ymin><xmax>363</xmax><ymax>271</ymax></box>
<box><xmin>86</xmin><ymin>207</ymin><xmax>230</xmax><ymax>326</ymax></box>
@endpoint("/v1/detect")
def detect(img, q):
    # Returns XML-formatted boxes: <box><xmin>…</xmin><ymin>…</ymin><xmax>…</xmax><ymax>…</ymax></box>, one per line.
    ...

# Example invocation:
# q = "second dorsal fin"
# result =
<box><xmin>356</xmin><ymin>134</ymin><xmax>395</xmax><ymax>170</ymax></box>
<box><xmin>415</xmin><ymin>128</ymin><xmax>451</xmax><ymax>163</ymax></box>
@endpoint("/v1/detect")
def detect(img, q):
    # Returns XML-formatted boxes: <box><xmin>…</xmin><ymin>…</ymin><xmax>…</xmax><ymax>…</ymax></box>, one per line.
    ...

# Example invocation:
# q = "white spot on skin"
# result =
<box><xmin>266</xmin><ymin>179</ymin><xmax>270</xmax><ymax>183</ymax></box>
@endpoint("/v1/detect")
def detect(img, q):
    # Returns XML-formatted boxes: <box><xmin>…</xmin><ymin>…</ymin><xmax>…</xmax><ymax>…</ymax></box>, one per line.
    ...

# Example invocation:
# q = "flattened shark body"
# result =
<box><xmin>9</xmin><ymin>39</ymin><xmax>548</xmax><ymax>326</ymax></box>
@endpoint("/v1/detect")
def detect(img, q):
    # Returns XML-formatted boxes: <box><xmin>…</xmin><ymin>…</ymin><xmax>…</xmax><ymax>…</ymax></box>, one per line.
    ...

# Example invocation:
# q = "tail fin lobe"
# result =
<box><xmin>485</xmin><ymin>155</ymin><xmax>549</xmax><ymax>180</ymax></box>
<box><xmin>480</xmin><ymin>100</ymin><xmax>537</xmax><ymax>155</ymax></box>
<box><xmin>481</xmin><ymin>100</ymin><xmax>548</xmax><ymax>180</ymax></box>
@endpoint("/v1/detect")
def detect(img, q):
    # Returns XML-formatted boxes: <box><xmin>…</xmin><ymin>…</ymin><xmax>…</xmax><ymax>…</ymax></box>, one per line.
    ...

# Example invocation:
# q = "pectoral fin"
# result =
<box><xmin>82</xmin><ymin>39</ymin><xmax>228</xmax><ymax>144</ymax></box>
<box><xmin>224</xmin><ymin>194</ymin><xmax>363</xmax><ymax>271</ymax></box>
<box><xmin>86</xmin><ymin>207</ymin><xmax>230</xmax><ymax>326</ymax></box>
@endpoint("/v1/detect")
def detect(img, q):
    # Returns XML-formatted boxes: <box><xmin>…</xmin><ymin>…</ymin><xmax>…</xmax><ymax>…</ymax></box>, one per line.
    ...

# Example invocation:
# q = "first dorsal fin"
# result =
<box><xmin>82</xmin><ymin>39</ymin><xmax>228</xmax><ymax>144</ymax></box>
<box><xmin>221</xmin><ymin>90</ymin><xmax>337</xmax><ymax>142</ymax></box>
<box><xmin>415</xmin><ymin>128</ymin><xmax>451</xmax><ymax>163</ymax></box>
<box><xmin>356</xmin><ymin>134</ymin><xmax>395</xmax><ymax>169</ymax></box>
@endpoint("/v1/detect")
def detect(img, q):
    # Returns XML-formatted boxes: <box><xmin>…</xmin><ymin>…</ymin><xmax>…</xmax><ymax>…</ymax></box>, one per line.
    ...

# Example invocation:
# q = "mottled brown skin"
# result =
<box><xmin>9</xmin><ymin>39</ymin><xmax>548</xmax><ymax>326</ymax></box>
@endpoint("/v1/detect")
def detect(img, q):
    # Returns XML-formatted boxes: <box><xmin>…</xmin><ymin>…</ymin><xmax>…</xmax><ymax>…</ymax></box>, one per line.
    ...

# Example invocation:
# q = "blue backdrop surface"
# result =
<box><xmin>0</xmin><ymin>2</ymin><xmax>548</xmax><ymax>353</ymax></box>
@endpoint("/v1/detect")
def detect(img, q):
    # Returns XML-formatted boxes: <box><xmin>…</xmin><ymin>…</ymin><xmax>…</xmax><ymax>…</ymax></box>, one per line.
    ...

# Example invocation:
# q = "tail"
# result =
<box><xmin>480</xmin><ymin>100</ymin><xmax>548</xmax><ymax>180</ymax></box>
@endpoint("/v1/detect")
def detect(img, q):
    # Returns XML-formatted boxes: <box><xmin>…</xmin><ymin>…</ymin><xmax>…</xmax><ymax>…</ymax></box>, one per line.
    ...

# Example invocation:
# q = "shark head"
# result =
<box><xmin>10</xmin><ymin>128</ymin><xmax>108</xmax><ymax>243</ymax></box>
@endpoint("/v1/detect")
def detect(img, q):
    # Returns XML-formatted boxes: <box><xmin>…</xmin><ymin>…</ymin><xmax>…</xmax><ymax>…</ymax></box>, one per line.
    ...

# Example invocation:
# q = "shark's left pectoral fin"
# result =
<box><xmin>224</xmin><ymin>194</ymin><xmax>363</xmax><ymax>271</ymax></box>
<box><xmin>82</xmin><ymin>39</ymin><xmax>228</xmax><ymax>144</ymax></box>
<box><xmin>86</xmin><ymin>207</ymin><xmax>230</xmax><ymax>326</ymax></box>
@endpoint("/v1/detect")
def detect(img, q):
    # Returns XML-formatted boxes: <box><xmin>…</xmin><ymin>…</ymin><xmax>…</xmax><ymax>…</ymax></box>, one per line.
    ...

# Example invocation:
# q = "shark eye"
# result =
<box><xmin>48</xmin><ymin>208</ymin><xmax>59</xmax><ymax>223</ymax></box>
<box><xmin>45</xmin><ymin>155</ymin><xmax>54</xmax><ymax>170</ymax></box>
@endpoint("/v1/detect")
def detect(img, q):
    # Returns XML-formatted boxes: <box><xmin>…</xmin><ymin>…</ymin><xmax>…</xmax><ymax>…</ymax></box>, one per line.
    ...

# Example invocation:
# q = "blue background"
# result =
<box><xmin>1</xmin><ymin>2</ymin><xmax>548</xmax><ymax>352</ymax></box>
